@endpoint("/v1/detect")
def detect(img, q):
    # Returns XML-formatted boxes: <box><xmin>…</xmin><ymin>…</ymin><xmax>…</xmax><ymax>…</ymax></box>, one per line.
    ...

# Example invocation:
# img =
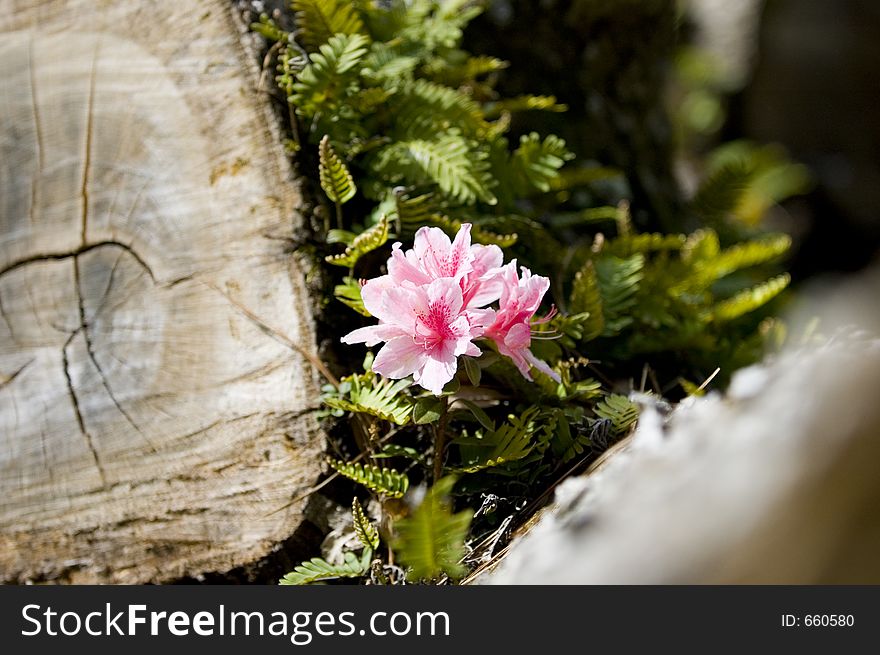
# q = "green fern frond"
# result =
<box><xmin>712</xmin><ymin>273</ymin><xmax>790</xmax><ymax>322</ymax></box>
<box><xmin>454</xmin><ymin>407</ymin><xmax>540</xmax><ymax>472</ymax></box>
<box><xmin>393</xmin><ymin>79</ymin><xmax>489</xmax><ymax>140</ymax></box>
<box><xmin>352</xmin><ymin>497</ymin><xmax>380</xmax><ymax>551</ymax></box>
<box><xmin>545</xmin><ymin>409</ymin><xmax>591</xmax><ymax>464</ymax></box>
<box><xmin>483</xmin><ymin>95</ymin><xmax>568</xmax><ymax>119</ymax></box>
<box><xmin>394</xmin><ymin>476</ymin><xmax>471</xmax><ymax>581</ymax></box>
<box><xmin>328</xmin><ymin>458</ymin><xmax>410</xmax><ymax>498</ymax></box>
<box><xmin>251</xmin><ymin>13</ymin><xmax>288</xmax><ymax>43</ymax></box>
<box><xmin>361</xmin><ymin>43</ymin><xmax>419</xmax><ymax>86</ymax></box>
<box><xmin>292</xmin><ymin>0</ymin><xmax>367</xmax><ymax>52</ymax></box>
<box><xmin>394</xmin><ymin>190</ymin><xmax>440</xmax><ymax>232</ymax></box>
<box><xmin>594</xmin><ymin>394</ymin><xmax>639</xmax><ymax>436</ymax></box>
<box><xmin>681</xmin><ymin>228</ymin><xmax>721</xmax><ymax>264</ymax></box>
<box><xmin>279</xmin><ymin>549</ymin><xmax>371</xmax><ymax>585</ymax></box>
<box><xmin>334</xmin><ymin>276</ymin><xmax>369</xmax><ymax>316</ymax></box>
<box><xmin>323</xmin><ymin>366</ymin><xmax>412</xmax><ymax>424</ymax></box>
<box><xmin>569</xmin><ymin>260</ymin><xmax>605</xmax><ymax>341</ymax></box>
<box><xmin>595</xmin><ymin>254</ymin><xmax>645</xmax><ymax>334</ymax></box>
<box><xmin>426</xmin><ymin>54</ymin><xmax>509</xmax><ymax>87</ymax></box>
<box><xmin>325</xmin><ymin>214</ymin><xmax>389</xmax><ymax>268</ymax></box>
<box><xmin>710</xmin><ymin>233</ymin><xmax>791</xmax><ymax>278</ymax></box>
<box><xmin>319</xmin><ymin>135</ymin><xmax>357</xmax><ymax>204</ymax></box>
<box><xmin>548</xmin><ymin>166</ymin><xmax>622</xmax><ymax>191</ymax></box>
<box><xmin>508</xmin><ymin>132</ymin><xmax>574</xmax><ymax>193</ymax></box>
<box><xmin>372</xmin><ymin>135</ymin><xmax>497</xmax><ymax>205</ymax></box>
<box><xmin>606</xmin><ymin>233</ymin><xmax>686</xmax><ymax>258</ymax></box>
<box><xmin>691</xmin><ymin>159</ymin><xmax>753</xmax><ymax>225</ymax></box>
<box><xmin>291</xmin><ymin>33</ymin><xmax>370</xmax><ymax>117</ymax></box>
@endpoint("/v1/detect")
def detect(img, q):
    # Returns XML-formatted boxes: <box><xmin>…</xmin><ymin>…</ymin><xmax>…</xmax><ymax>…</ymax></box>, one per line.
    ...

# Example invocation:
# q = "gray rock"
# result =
<box><xmin>485</xmin><ymin>270</ymin><xmax>880</xmax><ymax>584</ymax></box>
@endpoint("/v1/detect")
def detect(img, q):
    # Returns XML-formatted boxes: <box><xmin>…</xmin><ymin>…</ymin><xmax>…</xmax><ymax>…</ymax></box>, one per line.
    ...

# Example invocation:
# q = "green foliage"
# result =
<box><xmin>292</xmin><ymin>0</ymin><xmax>366</xmax><ymax>52</ymax></box>
<box><xmin>594</xmin><ymin>395</ymin><xmax>639</xmax><ymax>437</ymax></box>
<box><xmin>333</xmin><ymin>276</ymin><xmax>369</xmax><ymax>315</ymax></box>
<box><xmin>323</xmin><ymin>368</ymin><xmax>412</xmax><ymax>424</ymax></box>
<box><xmin>279</xmin><ymin>549</ymin><xmax>371</xmax><ymax>585</ymax></box>
<box><xmin>454</xmin><ymin>407</ymin><xmax>540</xmax><ymax>472</ymax></box>
<box><xmin>319</xmin><ymin>135</ymin><xmax>357</xmax><ymax>204</ymax></box>
<box><xmin>713</xmin><ymin>274</ymin><xmax>790</xmax><ymax>323</ymax></box>
<box><xmin>352</xmin><ymin>497</ymin><xmax>380</xmax><ymax>551</ymax></box>
<box><xmin>328</xmin><ymin>458</ymin><xmax>410</xmax><ymax>498</ymax></box>
<box><xmin>325</xmin><ymin>214</ymin><xmax>389</xmax><ymax>268</ymax></box>
<box><xmin>394</xmin><ymin>477</ymin><xmax>471</xmax><ymax>581</ymax></box>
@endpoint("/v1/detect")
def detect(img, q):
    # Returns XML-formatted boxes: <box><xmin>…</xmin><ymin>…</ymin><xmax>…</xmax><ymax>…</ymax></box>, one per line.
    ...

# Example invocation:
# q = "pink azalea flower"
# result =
<box><xmin>342</xmin><ymin>277</ymin><xmax>488</xmax><ymax>395</ymax></box>
<box><xmin>484</xmin><ymin>261</ymin><xmax>560</xmax><ymax>382</ymax></box>
<box><xmin>364</xmin><ymin>225</ymin><xmax>504</xmax><ymax>311</ymax></box>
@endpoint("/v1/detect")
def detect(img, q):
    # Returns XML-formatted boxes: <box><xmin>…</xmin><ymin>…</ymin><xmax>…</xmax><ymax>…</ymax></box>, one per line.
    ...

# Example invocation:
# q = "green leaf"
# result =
<box><xmin>328</xmin><ymin>458</ymin><xmax>410</xmax><ymax>498</ymax></box>
<box><xmin>279</xmin><ymin>549</ymin><xmax>370</xmax><ymax>585</ymax></box>
<box><xmin>333</xmin><ymin>276</ymin><xmax>369</xmax><ymax>316</ymax></box>
<box><xmin>319</xmin><ymin>135</ymin><xmax>357</xmax><ymax>204</ymax></box>
<box><xmin>323</xmin><ymin>369</ymin><xmax>413</xmax><ymax>424</ymax></box>
<box><xmin>292</xmin><ymin>0</ymin><xmax>367</xmax><ymax>52</ymax></box>
<box><xmin>413</xmin><ymin>396</ymin><xmax>445</xmax><ymax>425</ymax></box>
<box><xmin>461</xmin><ymin>356</ymin><xmax>481</xmax><ymax>387</ymax></box>
<box><xmin>372</xmin><ymin>134</ymin><xmax>497</xmax><ymax>205</ymax></box>
<box><xmin>394</xmin><ymin>477</ymin><xmax>471</xmax><ymax>581</ymax></box>
<box><xmin>251</xmin><ymin>14</ymin><xmax>288</xmax><ymax>43</ymax></box>
<box><xmin>325</xmin><ymin>214</ymin><xmax>390</xmax><ymax>268</ymax></box>
<box><xmin>456</xmin><ymin>399</ymin><xmax>495</xmax><ymax>433</ymax></box>
<box><xmin>510</xmin><ymin>132</ymin><xmax>574</xmax><ymax>193</ymax></box>
<box><xmin>569</xmin><ymin>260</ymin><xmax>605</xmax><ymax>341</ymax></box>
<box><xmin>594</xmin><ymin>395</ymin><xmax>639</xmax><ymax>437</ymax></box>
<box><xmin>712</xmin><ymin>273</ymin><xmax>790</xmax><ymax>322</ymax></box>
<box><xmin>483</xmin><ymin>95</ymin><xmax>568</xmax><ymax>119</ymax></box>
<box><xmin>352</xmin><ymin>497</ymin><xmax>380</xmax><ymax>551</ymax></box>
<box><xmin>454</xmin><ymin>407</ymin><xmax>539</xmax><ymax>472</ymax></box>
<box><xmin>595</xmin><ymin>254</ymin><xmax>644</xmax><ymax>335</ymax></box>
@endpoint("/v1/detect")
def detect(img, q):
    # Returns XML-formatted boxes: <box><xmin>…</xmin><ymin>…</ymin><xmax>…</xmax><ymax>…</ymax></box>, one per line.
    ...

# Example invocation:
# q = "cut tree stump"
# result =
<box><xmin>0</xmin><ymin>0</ymin><xmax>325</xmax><ymax>583</ymax></box>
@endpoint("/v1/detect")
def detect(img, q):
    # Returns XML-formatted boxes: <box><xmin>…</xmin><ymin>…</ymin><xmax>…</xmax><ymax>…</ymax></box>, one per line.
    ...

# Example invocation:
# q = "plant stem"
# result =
<box><xmin>334</xmin><ymin>200</ymin><xmax>344</xmax><ymax>230</ymax></box>
<box><xmin>433</xmin><ymin>395</ymin><xmax>449</xmax><ymax>484</ymax></box>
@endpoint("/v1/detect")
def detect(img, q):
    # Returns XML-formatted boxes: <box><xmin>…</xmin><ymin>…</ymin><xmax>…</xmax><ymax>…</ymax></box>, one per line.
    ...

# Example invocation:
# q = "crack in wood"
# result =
<box><xmin>80</xmin><ymin>38</ymin><xmax>99</xmax><ymax>245</ymax></box>
<box><xmin>72</xmin><ymin>256</ymin><xmax>156</xmax><ymax>454</ymax></box>
<box><xmin>28</xmin><ymin>37</ymin><xmax>44</xmax><ymax>228</ymax></box>
<box><xmin>60</xmin><ymin>329</ymin><xmax>107</xmax><ymax>487</ymax></box>
<box><xmin>0</xmin><ymin>359</ymin><xmax>33</xmax><ymax>391</ymax></box>
<box><xmin>0</xmin><ymin>240</ymin><xmax>156</xmax><ymax>282</ymax></box>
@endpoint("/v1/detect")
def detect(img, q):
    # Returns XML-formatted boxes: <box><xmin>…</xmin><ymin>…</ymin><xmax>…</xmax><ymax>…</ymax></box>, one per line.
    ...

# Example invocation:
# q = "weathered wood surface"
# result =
<box><xmin>0</xmin><ymin>0</ymin><xmax>324</xmax><ymax>582</ymax></box>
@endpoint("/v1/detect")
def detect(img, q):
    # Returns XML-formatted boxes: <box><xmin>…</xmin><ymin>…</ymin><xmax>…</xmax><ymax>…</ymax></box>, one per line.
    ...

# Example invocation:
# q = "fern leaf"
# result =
<box><xmin>279</xmin><ymin>549</ymin><xmax>370</xmax><ymax>585</ymax></box>
<box><xmin>710</xmin><ymin>233</ymin><xmax>791</xmax><ymax>278</ymax></box>
<box><xmin>393</xmin><ymin>79</ymin><xmax>489</xmax><ymax>140</ymax></box>
<box><xmin>594</xmin><ymin>394</ymin><xmax>639</xmax><ymax>436</ymax></box>
<box><xmin>713</xmin><ymin>273</ymin><xmax>790</xmax><ymax>322</ymax></box>
<box><xmin>373</xmin><ymin>135</ymin><xmax>497</xmax><ymax>205</ymax></box>
<box><xmin>334</xmin><ymin>276</ymin><xmax>369</xmax><ymax>316</ymax></box>
<box><xmin>454</xmin><ymin>407</ymin><xmax>540</xmax><ymax>472</ymax></box>
<box><xmin>291</xmin><ymin>33</ymin><xmax>369</xmax><ymax>118</ymax></box>
<box><xmin>606</xmin><ymin>233</ymin><xmax>686</xmax><ymax>258</ymax></box>
<box><xmin>292</xmin><ymin>0</ymin><xmax>367</xmax><ymax>52</ymax></box>
<box><xmin>569</xmin><ymin>260</ymin><xmax>605</xmax><ymax>341</ymax></box>
<box><xmin>319</xmin><ymin>135</ymin><xmax>357</xmax><ymax>204</ymax></box>
<box><xmin>595</xmin><ymin>254</ymin><xmax>645</xmax><ymax>334</ymax></box>
<box><xmin>323</xmin><ymin>367</ymin><xmax>412</xmax><ymax>424</ymax></box>
<box><xmin>328</xmin><ymin>458</ymin><xmax>410</xmax><ymax>498</ymax></box>
<box><xmin>394</xmin><ymin>476</ymin><xmax>471</xmax><ymax>581</ymax></box>
<box><xmin>691</xmin><ymin>159</ymin><xmax>753</xmax><ymax>225</ymax></box>
<box><xmin>545</xmin><ymin>409</ymin><xmax>591</xmax><ymax>464</ymax></box>
<box><xmin>251</xmin><ymin>13</ymin><xmax>288</xmax><ymax>43</ymax></box>
<box><xmin>352</xmin><ymin>497</ymin><xmax>380</xmax><ymax>551</ymax></box>
<box><xmin>483</xmin><ymin>95</ymin><xmax>568</xmax><ymax>119</ymax></box>
<box><xmin>510</xmin><ymin>132</ymin><xmax>574</xmax><ymax>193</ymax></box>
<box><xmin>325</xmin><ymin>214</ymin><xmax>390</xmax><ymax>268</ymax></box>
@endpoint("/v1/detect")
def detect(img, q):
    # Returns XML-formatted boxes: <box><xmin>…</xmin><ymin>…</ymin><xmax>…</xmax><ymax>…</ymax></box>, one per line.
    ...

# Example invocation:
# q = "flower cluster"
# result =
<box><xmin>342</xmin><ymin>224</ymin><xmax>559</xmax><ymax>394</ymax></box>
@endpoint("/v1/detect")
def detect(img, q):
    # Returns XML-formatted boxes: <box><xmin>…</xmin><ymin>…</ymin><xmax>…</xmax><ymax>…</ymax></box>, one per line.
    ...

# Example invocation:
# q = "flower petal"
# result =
<box><xmin>341</xmin><ymin>323</ymin><xmax>405</xmax><ymax>347</ymax></box>
<box><xmin>372</xmin><ymin>336</ymin><xmax>427</xmax><ymax>379</ymax></box>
